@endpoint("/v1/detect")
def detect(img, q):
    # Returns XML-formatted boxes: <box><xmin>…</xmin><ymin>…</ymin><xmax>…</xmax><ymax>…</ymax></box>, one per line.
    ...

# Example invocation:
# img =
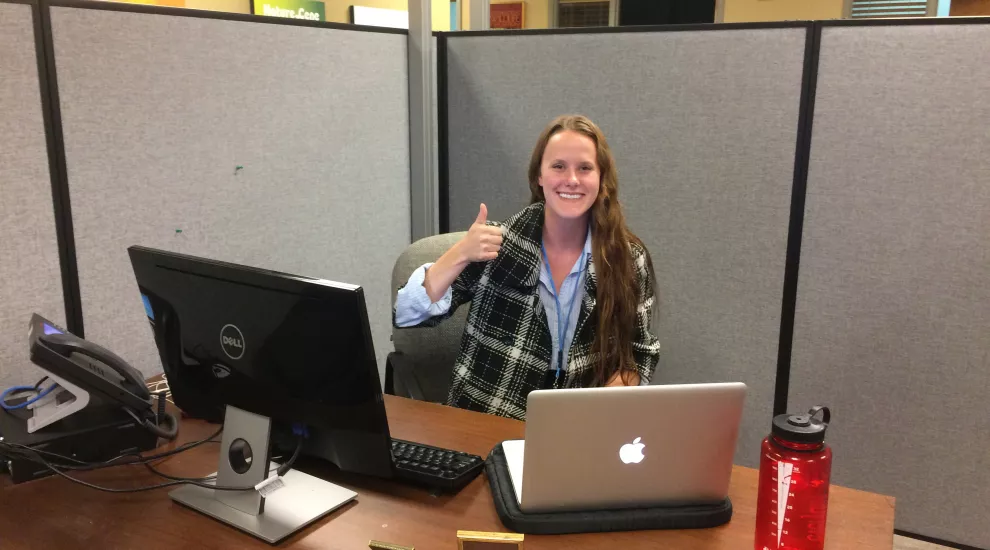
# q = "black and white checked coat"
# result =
<box><xmin>398</xmin><ymin>202</ymin><xmax>660</xmax><ymax>420</ymax></box>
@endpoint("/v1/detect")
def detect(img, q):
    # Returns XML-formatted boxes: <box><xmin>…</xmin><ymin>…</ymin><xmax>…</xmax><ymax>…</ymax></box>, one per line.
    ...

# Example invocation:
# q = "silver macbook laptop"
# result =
<box><xmin>503</xmin><ymin>382</ymin><xmax>746</xmax><ymax>513</ymax></box>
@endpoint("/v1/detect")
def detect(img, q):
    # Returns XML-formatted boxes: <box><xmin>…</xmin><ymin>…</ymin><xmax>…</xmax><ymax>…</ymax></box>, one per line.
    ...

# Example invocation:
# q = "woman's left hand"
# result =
<box><xmin>606</xmin><ymin>371</ymin><xmax>640</xmax><ymax>387</ymax></box>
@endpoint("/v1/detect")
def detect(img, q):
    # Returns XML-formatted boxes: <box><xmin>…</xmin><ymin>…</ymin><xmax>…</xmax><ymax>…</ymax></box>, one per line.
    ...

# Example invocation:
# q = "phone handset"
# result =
<box><xmin>39</xmin><ymin>333</ymin><xmax>151</xmax><ymax>400</ymax></box>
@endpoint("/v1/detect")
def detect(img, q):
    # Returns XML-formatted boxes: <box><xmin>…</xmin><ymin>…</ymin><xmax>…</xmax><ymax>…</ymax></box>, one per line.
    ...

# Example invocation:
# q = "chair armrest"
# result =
<box><xmin>385</xmin><ymin>351</ymin><xmax>426</xmax><ymax>402</ymax></box>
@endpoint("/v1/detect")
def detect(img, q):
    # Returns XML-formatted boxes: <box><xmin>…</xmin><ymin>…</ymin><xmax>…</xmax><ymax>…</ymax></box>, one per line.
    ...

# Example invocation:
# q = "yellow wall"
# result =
<box><xmin>111</xmin><ymin>0</ymin><xmax>188</xmax><ymax>6</ymax></box>
<box><xmin>519</xmin><ymin>0</ymin><xmax>550</xmax><ymax>28</ymax></box>
<box><xmin>184</xmin><ymin>0</ymin><xmax>250</xmax><ymax>13</ymax></box>
<box><xmin>110</xmin><ymin>0</ymin><xmax>252</xmax><ymax>13</ymax></box>
<box><xmin>107</xmin><ymin>0</ymin><xmax>451</xmax><ymax>29</ymax></box>
<box><xmin>721</xmin><ymin>0</ymin><xmax>844</xmax><ymax>22</ymax></box>
<box><xmin>463</xmin><ymin>0</ymin><xmax>550</xmax><ymax>30</ymax></box>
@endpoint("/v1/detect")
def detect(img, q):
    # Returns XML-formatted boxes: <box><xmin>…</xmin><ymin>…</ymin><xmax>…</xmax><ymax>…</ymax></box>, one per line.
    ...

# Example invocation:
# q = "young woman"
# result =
<box><xmin>394</xmin><ymin>115</ymin><xmax>659</xmax><ymax>420</ymax></box>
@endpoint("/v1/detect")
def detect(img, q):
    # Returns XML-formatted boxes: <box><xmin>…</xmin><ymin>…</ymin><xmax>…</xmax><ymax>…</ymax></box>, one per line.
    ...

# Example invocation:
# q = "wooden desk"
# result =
<box><xmin>0</xmin><ymin>396</ymin><xmax>895</xmax><ymax>549</ymax></box>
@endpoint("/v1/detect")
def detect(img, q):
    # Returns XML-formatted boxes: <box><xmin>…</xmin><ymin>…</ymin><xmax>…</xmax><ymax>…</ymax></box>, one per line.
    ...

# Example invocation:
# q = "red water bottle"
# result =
<box><xmin>754</xmin><ymin>406</ymin><xmax>832</xmax><ymax>550</ymax></box>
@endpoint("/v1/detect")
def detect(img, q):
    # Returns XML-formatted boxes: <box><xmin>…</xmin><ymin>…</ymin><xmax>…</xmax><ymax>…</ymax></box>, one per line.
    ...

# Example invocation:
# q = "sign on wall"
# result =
<box><xmin>491</xmin><ymin>2</ymin><xmax>524</xmax><ymax>29</ymax></box>
<box><xmin>251</xmin><ymin>0</ymin><xmax>326</xmax><ymax>21</ymax></box>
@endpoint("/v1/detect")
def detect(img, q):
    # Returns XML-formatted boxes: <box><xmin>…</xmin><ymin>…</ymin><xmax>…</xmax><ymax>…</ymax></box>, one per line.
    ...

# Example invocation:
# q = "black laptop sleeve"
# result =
<box><xmin>484</xmin><ymin>442</ymin><xmax>733</xmax><ymax>535</ymax></box>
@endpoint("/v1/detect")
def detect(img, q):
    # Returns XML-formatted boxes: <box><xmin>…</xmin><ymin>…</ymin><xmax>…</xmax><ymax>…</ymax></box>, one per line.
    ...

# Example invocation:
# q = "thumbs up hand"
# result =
<box><xmin>457</xmin><ymin>203</ymin><xmax>503</xmax><ymax>262</ymax></box>
<box><xmin>420</xmin><ymin>203</ymin><xmax>503</xmax><ymax>302</ymax></box>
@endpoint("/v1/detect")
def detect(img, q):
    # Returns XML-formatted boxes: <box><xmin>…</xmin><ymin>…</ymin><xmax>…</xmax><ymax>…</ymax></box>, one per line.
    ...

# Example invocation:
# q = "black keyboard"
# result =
<box><xmin>391</xmin><ymin>439</ymin><xmax>485</xmax><ymax>492</ymax></box>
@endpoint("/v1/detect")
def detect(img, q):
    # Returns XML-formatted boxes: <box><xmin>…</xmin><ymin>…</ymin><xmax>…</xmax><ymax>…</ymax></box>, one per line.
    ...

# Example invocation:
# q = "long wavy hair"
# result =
<box><xmin>527</xmin><ymin>115</ymin><xmax>656</xmax><ymax>386</ymax></box>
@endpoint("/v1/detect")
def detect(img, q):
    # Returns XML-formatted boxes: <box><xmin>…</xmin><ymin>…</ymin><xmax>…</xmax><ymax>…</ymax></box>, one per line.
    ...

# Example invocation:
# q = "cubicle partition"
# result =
<box><xmin>0</xmin><ymin>0</ymin><xmax>67</xmax><ymax>392</ymax></box>
<box><xmin>789</xmin><ymin>19</ymin><xmax>990</xmax><ymax>549</ymax></box>
<box><xmin>35</xmin><ymin>1</ymin><xmax>411</xmax><ymax>383</ymax></box>
<box><xmin>442</xmin><ymin>24</ymin><xmax>813</xmax><ymax>468</ymax></box>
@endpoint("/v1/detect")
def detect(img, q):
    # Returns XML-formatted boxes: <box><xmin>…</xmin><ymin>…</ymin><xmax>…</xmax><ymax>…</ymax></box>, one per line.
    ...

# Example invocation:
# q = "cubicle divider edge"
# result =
<box><xmin>773</xmin><ymin>22</ymin><xmax>821</xmax><ymax>416</ymax></box>
<box><xmin>437</xmin><ymin>33</ymin><xmax>450</xmax><ymax>234</ymax></box>
<box><xmin>26</xmin><ymin>0</ymin><xmax>83</xmax><ymax>337</ymax></box>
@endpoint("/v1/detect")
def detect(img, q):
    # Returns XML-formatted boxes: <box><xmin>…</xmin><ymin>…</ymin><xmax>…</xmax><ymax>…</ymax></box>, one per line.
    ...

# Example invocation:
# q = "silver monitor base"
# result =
<box><xmin>169</xmin><ymin>406</ymin><xmax>356</xmax><ymax>544</ymax></box>
<box><xmin>169</xmin><ymin>467</ymin><xmax>356</xmax><ymax>544</ymax></box>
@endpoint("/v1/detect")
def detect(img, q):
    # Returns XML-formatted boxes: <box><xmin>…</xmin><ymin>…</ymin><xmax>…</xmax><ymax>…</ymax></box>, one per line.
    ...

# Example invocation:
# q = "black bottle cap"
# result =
<box><xmin>771</xmin><ymin>406</ymin><xmax>830</xmax><ymax>444</ymax></box>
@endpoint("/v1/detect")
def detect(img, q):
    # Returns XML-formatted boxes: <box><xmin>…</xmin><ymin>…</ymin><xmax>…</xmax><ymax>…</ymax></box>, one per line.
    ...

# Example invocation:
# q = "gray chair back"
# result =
<box><xmin>389</xmin><ymin>232</ymin><xmax>468</xmax><ymax>403</ymax></box>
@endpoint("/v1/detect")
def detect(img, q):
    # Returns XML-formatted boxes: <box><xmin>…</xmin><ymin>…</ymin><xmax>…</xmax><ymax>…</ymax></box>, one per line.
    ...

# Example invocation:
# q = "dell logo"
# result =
<box><xmin>619</xmin><ymin>437</ymin><xmax>646</xmax><ymax>464</ymax></box>
<box><xmin>220</xmin><ymin>324</ymin><xmax>245</xmax><ymax>360</ymax></box>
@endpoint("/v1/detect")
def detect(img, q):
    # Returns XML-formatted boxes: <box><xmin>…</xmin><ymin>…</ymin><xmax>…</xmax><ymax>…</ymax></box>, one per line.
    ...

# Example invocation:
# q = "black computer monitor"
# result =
<box><xmin>128</xmin><ymin>245</ymin><xmax>393</xmax><ymax>479</ymax></box>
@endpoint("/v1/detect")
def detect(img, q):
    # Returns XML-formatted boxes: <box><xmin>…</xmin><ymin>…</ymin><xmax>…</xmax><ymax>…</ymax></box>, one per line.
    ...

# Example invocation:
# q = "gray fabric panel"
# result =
<box><xmin>792</xmin><ymin>24</ymin><xmax>990</xmax><ymax>547</ymax></box>
<box><xmin>390</xmin><ymin>231</ymin><xmax>467</xmax><ymax>402</ymax></box>
<box><xmin>51</xmin><ymin>7</ymin><xmax>410</xmax><ymax>383</ymax></box>
<box><xmin>446</xmin><ymin>28</ymin><xmax>807</xmax><ymax>467</ymax></box>
<box><xmin>0</xmin><ymin>4</ymin><xmax>66</xmax><ymax>391</ymax></box>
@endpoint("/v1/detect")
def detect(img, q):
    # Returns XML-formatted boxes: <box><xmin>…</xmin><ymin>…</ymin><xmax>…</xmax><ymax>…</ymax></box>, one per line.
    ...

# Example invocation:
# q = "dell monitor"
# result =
<box><xmin>128</xmin><ymin>246</ymin><xmax>483</xmax><ymax>542</ymax></box>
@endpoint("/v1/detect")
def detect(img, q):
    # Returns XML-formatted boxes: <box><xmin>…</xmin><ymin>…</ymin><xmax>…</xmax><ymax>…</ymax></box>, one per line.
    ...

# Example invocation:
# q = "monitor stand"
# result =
<box><xmin>168</xmin><ymin>405</ymin><xmax>357</xmax><ymax>544</ymax></box>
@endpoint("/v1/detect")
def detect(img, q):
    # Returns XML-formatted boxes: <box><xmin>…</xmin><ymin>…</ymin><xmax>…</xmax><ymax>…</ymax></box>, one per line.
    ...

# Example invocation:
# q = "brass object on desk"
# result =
<box><xmin>369</xmin><ymin>540</ymin><xmax>414</xmax><ymax>550</ymax></box>
<box><xmin>457</xmin><ymin>530</ymin><xmax>524</xmax><ymax>549</ymax></box>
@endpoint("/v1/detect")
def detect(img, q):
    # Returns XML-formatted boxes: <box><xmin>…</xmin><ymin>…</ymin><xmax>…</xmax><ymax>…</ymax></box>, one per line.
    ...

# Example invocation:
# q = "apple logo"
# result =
<box><xmin>619</xmin><ymin>437</ymin><xmax>646</xmax><ymax>464</ymax></box>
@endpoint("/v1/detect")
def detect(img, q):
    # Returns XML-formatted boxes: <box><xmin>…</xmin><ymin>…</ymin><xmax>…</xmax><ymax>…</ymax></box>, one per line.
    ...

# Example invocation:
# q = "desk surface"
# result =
<box><xmin>0</xmin><ymin>395</ymin><xmax>895</xmax><ymax>549</ymax></box>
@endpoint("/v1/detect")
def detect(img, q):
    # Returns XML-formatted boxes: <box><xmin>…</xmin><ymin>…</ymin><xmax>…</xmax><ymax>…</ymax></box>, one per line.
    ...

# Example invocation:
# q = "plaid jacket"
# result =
<box><xmin>398</xmin><ymin>202</ymin><xmax>660</xmax><ymax>420</ymax></box>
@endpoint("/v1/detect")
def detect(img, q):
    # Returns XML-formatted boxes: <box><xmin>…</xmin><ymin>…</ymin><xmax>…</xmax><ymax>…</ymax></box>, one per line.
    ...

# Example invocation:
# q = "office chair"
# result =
<box><xmin>386</xmin><ymin>232</ymin><xmax>469</xmax><ymax>403</ymax></box>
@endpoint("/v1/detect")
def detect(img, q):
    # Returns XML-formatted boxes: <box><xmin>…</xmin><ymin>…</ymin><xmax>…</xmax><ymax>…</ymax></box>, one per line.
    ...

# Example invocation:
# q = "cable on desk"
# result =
<box><xmin>143</xmin><ymin>462</ymin><xmax>280</xmax><ymax>484</ymax></box>
<box><xmin>0</xmin><ymin>426</ymin><xmax>223</xmax><ymax>472</ymax></box>
<box><xmin>0</xmin><ymin>383</ymin><xmax>58</xmax><ymax>411</ymax></box>
<box><xmin>143</xmin><ymin>461</ymin><xmax>217</xmax><ymax>482</ymax></box>
<box><xmin>2</xmin><ymin>444</ymin><xmax>257</xmax><ymax>493</ymax></box>
<box><xmin>276</xmin><ymin>433</ymin><xmax>304</xmax><ymax>477</ymax></box>
<box><xmin>1</xmin><ymin>423</ymin><xmax>301</xmax><ymax>494</ymax></box>
<box><xmin>6</xmin><ymin>377</ymin><xmax>50</xmax><ymax>394</ymax></box>
<box><xmin>145</xmin><ymin>374</ymin><xmax>172</xmax><ymax>405</ymax></box>
<box><xmin>122</xmin><ymin>404</ymin><xmax>179</xmax><ymax>441</ymax></box>
<box><xmin>141</xmin><ymin>435</ymin><xmax>299</xmax><ymax>485</ymax></box>
<box><xmin>98</xmin><ymin>424</ymin><xmax>221</xmax><ymax>468</ymax></box>
<box><xmin>0</xmin><ymin>375</ymin><xmax>248</xmax><ymax>492</ymax></box>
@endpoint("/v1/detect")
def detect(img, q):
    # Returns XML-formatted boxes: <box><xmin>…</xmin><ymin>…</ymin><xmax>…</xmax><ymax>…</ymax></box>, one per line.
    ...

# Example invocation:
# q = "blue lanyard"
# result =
<box><xmin>540</xmin><ymin>243</ymin><xmax>586</xmax><ymax>380</ymax></box>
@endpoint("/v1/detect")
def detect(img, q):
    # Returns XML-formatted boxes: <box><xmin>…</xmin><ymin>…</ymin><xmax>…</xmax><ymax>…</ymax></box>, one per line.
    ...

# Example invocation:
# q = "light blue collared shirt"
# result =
<box><xmin>395</xmin><ymin>229</ymin><xmax>593</xmax><ymax>374</ymax></box>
